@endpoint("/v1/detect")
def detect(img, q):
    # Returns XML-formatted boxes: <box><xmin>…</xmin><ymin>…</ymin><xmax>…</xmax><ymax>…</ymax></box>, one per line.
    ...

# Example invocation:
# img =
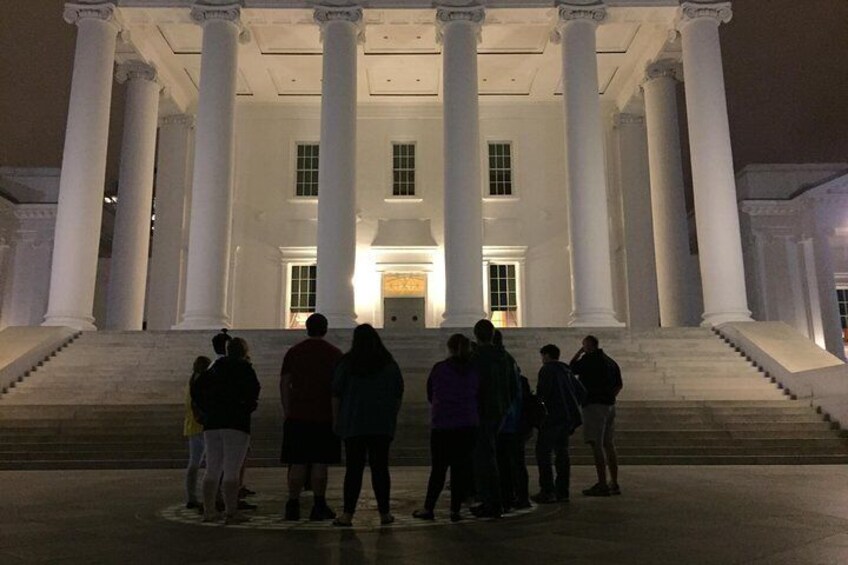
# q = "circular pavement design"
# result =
<box><xmin>161</xmin><ymin>487</ymin><xmax>544</xmax><ymax>531</ymax></box>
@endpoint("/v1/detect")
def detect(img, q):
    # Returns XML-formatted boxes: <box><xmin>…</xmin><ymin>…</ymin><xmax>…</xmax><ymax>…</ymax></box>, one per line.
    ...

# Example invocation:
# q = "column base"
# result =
<box><xmin>173</xmin><ymin>312</ymin><xmax>230</xmax><ymax>330</ymax></box>
<box><xmin>701</xmin><ymin>309</ymin><xmax>753</xmax><ymax>327</ymax></box>
<box><xmin>42</xmin><ymin>313</ymin><xmax>97</xmax><ymax>332</ymax></box>
<box><xmin>441</xmin><ymin>312</ymin><xmax>488</xmax><ymax>329</ymax></box>
<box><xmin>568</xmin><ymin>309</ymin><xmax>625</xmax><ymax>328</ymax></box>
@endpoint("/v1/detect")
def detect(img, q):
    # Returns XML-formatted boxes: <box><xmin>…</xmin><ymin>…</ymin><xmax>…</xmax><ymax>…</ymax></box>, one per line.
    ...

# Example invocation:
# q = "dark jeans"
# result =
<box><xmin>343</xmin><ymin>435</ymin><xmax>392</xmax><ymax>515</ymax></box>
<box><xmin>497</xmin><ymin>432</ymin><xmax>529</xmax><ymax>506</ymax></box>
<box><xmin>535</xmin><ymin>422</ymin><xmax>570</xmax><ymax>497</ymax></box>
<box><xmin>424</xmin><ymin>427</ymin><xmax>477</xmax><ymax>513</ymax></box>
<box><xmin>474</xmin><ymin>417</ymin><xmax>504</xmax><ymax>512</ymax></box>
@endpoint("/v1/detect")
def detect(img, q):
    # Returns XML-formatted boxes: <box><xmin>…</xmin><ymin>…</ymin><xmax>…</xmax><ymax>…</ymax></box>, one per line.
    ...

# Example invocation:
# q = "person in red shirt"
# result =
<box><xmin>280</xmin><ymin>313</ymin><xmax>343</xmax><ymax>521</ymax></box>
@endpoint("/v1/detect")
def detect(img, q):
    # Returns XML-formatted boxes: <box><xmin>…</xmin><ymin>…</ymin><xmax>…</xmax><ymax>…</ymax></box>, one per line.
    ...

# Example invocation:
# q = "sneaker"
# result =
<box><xmin>238</xmin><ymin>486</ymin><xmax>256</xmax><ymax>498</ymax></box>
<box><xmin>582</xmin><ymin>483</ymin><xmax>611</xmax><ymax>497</ymax></box>
<box><xmin>380</xmin><ymin>513</ymin><xmax>395</xmax><ymax>525</ymax></box>
<box><xmin>412</xmin><ymin>509</ymin><xmax>435</xmax><ymax>521</ymax></box>
<box><xmin>530</xmin><ymin>492</ymin><xmax>557</xmax><ymax>504</ymax></box>
<box><xmin>609</xmin><ymin>483</ymin><xmax>622</xmax><ymax>496</ymax></box>
<box><xmin>309</xmin><ymin>502</ymin><xmax>337</xmax><ymax>521</ymax></box>
<box><xmin>238</xmin><ymin>500</ymin><xmax>258</xmax><ymax>511</ymax></box>
<box><xmin>284</xmin><ymin>499</ymin><xmax>300</xmax><ymax>521</ymax></box>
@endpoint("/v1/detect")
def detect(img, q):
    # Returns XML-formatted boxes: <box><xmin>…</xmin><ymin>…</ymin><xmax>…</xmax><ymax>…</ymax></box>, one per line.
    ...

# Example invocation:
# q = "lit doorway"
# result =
<box><xmin>382</xmin><ymin>273</ymin><xmax>427</xmax><ymax>329</ymax></box>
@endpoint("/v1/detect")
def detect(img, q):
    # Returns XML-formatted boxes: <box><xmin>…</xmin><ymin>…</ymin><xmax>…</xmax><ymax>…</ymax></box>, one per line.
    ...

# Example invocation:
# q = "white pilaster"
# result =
<box><xmin>437</xmin><ymin>5</ymin><xmax>486</xmax><ymax>327</ymax></box>
<box><xmin>614</xmin><ymin>113</ymin><xmax>660</xmax><ymax>328</ymax></box>
<box><xmin>177</xmin><ymin>3</ymin><xmax>242</xmax><ymax>329</ymax></box>
<box><xmin>43</xmin><ymin>2</ymin><xmax>120</xmax><ymax>330</ymax></box>
<box><xmin>678</xmin><ymin>2</ymin><xmax>752</xmax><ymax>326</ymax></box>
<box><xmin>105</xmin><ymin>61</ymin><xmax>161</xmax><ymax>330</ymax></box>
<box><xmin>147</xmin><ymin>115</ymin><xmax>195</xmax><ymax>331</ymax></box>
<box><xmin>642</xmin><ymin>60</ymin><xmax>697</xmax><ymax>327</ymax></box>
<box><xmin>553</xmin><ymin>2</ymin><xmax>622</xmax><ymax>327</ymax></box>
<box><xmin>314</xmin><ymin>5</ymin><xmax>362</xmax><ymax>328</ymax></box>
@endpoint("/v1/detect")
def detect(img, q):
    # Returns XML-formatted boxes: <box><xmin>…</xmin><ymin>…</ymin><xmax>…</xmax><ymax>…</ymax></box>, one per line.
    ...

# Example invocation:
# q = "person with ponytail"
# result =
<box><xmin>412</xmin><ymin>333</ymin><xmax>480</xmax><ymax>522</ymax></box>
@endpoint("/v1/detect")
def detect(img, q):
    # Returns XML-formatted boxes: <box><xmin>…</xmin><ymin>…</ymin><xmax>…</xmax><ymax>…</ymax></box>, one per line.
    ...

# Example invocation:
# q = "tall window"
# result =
<box><xmin>289</xmin><ymin>265</ymin><xmax>316</xmax><ymax>328</ymax></box>
<box><xmin>488</xmin><ymin>142</ymin><xmax>513</xmax><ymax>196</ymax></box>
<box><xmin>392</xmin><ymin>143</ymin><xmax>416</xmax><ymax>196</ymax></box>
<box><xmin>295</xmin><ymin>144</ymin><xmax>319</xmax><ymax>197</ymax></box>
<box><xmin>837</xmin><ymin>289</ymin><xmax>848</xmax><ymax>339</ymax></box>
<box><xmin>489</xmin><ymin>263</ymin><xmax>518</xmax><ymax>327</ymax></box>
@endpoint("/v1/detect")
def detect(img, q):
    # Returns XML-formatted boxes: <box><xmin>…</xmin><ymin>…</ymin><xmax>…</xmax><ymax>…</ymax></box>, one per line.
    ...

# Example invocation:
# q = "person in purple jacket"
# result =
<box><xmin>413</xmin><ymin>334</ymin><xmax>480</xmax><ymax>522</ymax></box>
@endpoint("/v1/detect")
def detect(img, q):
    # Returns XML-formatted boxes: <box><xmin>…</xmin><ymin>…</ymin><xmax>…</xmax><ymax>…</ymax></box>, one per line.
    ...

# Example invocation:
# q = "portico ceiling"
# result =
<box><xmin>115</xmin><ymin>5</ymin><xmax>679</xmax><ymax>114</ymax></box>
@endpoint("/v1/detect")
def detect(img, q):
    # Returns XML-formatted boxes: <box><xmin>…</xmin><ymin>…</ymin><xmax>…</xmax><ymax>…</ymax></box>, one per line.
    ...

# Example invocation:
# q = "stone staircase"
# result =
<box><xmin>1</xmin><ymin>327</ymin><xmax>847</xmax><ymax>469</ymax></box>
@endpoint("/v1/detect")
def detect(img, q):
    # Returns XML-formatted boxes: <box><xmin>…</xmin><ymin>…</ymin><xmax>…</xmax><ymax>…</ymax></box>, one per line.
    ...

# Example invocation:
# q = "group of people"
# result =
<box><xmin>184</xmin><ymin>314</ymin><xmax>623</xmax><ymax>526</ymax></box>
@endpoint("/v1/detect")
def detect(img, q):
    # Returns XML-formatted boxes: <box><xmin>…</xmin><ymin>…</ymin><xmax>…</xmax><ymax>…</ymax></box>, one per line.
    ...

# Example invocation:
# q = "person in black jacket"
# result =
<box><xmin>192</xmin><ymin>337</ymin><xmax>261</xmax><ymax>524</ymax></box>
<box><xmin>570</xmin><ymin>335</ymin><xmax>622</xmax><ymax>497</ymax></box>
<box><xmin>532</xmin><ymin>344</ymin><xmax>586</xmax><ymax>504</ymax></box>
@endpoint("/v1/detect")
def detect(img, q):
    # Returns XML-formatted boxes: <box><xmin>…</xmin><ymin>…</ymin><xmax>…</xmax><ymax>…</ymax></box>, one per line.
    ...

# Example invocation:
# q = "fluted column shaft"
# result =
<box><xmin>555</xmin><ymin>3</ymin><xmax>621</xmax><ymax>327</ymax></box>
<box><xmin>643</xmin><ymin>61</ymin><xmax>696</xmax><ymax>327</ymax></box>
<box><xmin>105</xmin><ymin>62</ymin><xmax>161</xmax><ymax>330</ymax></box>
<box><xmin>438</xmin><ymin>6</ymin><xmax>486</xmax><ymax>327</ymax></box>
<box><xmin>678</xmin><ymin>2</ymin><xmax>752</xmax><ymax>326</ymax></box>
<box><xmin>314</xmin><ymin>6</ymin><xmax>361</xmax><ymax>328</ymax></box>
<box><xmin>43</xmin><ymin>2</ymin><xmax>119</xmax><ymax>330</ymax></box>
<box><xmin>177</xmin><ymin>3</ymin><xmax>241</xmax><ymax>329</ymax></box>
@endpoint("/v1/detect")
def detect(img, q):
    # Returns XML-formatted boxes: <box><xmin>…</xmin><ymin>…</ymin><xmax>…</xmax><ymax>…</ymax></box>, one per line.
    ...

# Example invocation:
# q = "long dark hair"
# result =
<box><xmin>447</xmin><ymin>333</ymin><xmax>472</xmax><ymax>365</ymax></box>
<box><xmin>345</xmin><ymin>324</ymin><xmax>394</xmax><ymax>375</ymax></box>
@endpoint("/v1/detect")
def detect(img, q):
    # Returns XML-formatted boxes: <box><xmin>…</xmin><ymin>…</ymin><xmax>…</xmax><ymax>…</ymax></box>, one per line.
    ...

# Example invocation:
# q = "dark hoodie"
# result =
<box><xmin>191</xmin><ymin>356</ymin><xmax>261</xmax><ymax>434</ymax></box>
<box><xmin>474</xmin><ymin>343</ymin><xmax>518</xmax><ymax>422</ymax></box>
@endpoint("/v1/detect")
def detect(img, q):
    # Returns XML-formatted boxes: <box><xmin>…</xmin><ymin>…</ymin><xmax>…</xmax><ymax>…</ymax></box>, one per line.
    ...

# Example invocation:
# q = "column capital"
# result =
<box><xmin>190</xmin><ymin>2</ymin><xmax>241</xmax><ymax>26</ymax></box>
<box><xmin>63</xmin><ymin>2</ymin><xmax>120</xmax><ymax>30</ymax></box>
<box><xmin>644</xmin><ymin>59</ymin><xmax>682</xmax><ymax>84</ymax></box>
<box><xmin>435</xmin><ymin>5</ymin><xmax>486</xmax><ymax>43</ymax></box>
<box><xmin>159</xmin><ymin>113</ymin><xmax>196</xmax><ymax>129</ymax></box>
<box><xmin>551</xmin><ymin>2</ymin><xmax>607</xmax><ymax>43</ymax></box>
<box><xmin>115</xmin><ymin>60</ymin><xmax>159</xmax><ymax>85</ymax></box>
<box><xmin>677</xmin><ymin>2</ymin><xmax>733</xmax><ymax>29</ymax></box>
<box><xmin>313</xmin><ymin>5</ymin><xmax>365</xmax><ymax>43</ymax></box>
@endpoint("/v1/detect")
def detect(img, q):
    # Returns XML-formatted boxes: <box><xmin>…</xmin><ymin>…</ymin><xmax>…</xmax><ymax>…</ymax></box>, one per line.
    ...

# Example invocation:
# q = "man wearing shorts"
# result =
<box><xmin>280</xmin><ymin>313</ymin><xmax>343</xmax><ymax>521</ymax></box>
<box><xmin>570</xmin><ymin>335</ymin><xmax>623</xmax><ymax>497</ymax></box>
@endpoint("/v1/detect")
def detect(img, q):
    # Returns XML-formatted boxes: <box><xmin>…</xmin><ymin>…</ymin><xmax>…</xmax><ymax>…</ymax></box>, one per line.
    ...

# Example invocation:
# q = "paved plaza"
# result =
<box><xmin>3</xmin><ymin>465</ymin><xmax>848</xmax><ymax>564</ymax></box>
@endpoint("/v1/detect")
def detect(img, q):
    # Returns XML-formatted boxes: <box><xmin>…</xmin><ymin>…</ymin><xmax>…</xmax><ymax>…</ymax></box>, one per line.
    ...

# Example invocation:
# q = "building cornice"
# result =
<box><xmin>739</xmin><ymin>200</ymin><xmax>801</xmax><ymax>217</ymax></box>
<box><xmin>14</xmin><ymin>204</ymin><xmax>58</xmax><ymax>221</ymax></box>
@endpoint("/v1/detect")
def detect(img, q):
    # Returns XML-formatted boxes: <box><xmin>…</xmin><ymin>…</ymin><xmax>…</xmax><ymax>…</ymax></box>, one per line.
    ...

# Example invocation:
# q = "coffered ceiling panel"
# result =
<box><xmin>158</xmin><ymin>23</ymin><xmax>202</xmax><ymax>54</ymax></box>
<box><xmin>366</xmin><ymin>56</ymin><xmax>439</xmax><ymax>96</ymax></box>
<box><xmin>554</xmin><ymin>63</ymin><xmax>619</xmax><ymax>96</ymax></box>
<box><xmin>364</xmin><ymin>24</ymin><xmax>438</xmax><ymax>54</ymax></box>
<box><xmin>479</xmin><ymin>24</ymin><xmax>550</xmax><ymax>54</ymax></box>
<box><xmin>267</xmin><ymin>57</ymin><xmax>322</xmax><ymax>95</ymax></box>
<box><xmin>184</xmin><ymin>64</ymin><xmax>254</xmax><ymax>96</ymax></box>
<box><xmin>596</xmin><ymin>23</ymin><xmax>640</xmax><ymax>53</ymax></box>
<box><xmin>253</xmin><ymin>23</ymin><xmax>322</xmax><ymax>54</ymax></box>
<box><xmin>479</xmin><ymin>55</ymin><xmax>539</xmax><ymax>95</ymax></box>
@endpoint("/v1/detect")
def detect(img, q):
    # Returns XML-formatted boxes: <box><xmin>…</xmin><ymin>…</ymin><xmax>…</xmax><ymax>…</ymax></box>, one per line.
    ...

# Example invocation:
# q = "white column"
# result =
<box><xmin>104</xmin><ymin>61</ymin><xmax>161</xmax><ymax>330</ymax></box>
<box><xmin>811</xmin><ymin>201</ymin><xmax>846</xmax><ymax>360</ymax></box>
<box><xmin>147</xmin><ymin>115</ymin><xmax>195</xmax><ymax>331</ymax></box>
<box><xmin>313</xmin><ymin>6</ymin><xmax>362</xmax><ymax>328</ymax></box>
<box><xmin>553</xmin><ymin>2</ymin><xmax>621</xmax><ymax>327</ymax></box>
<box><xmin>437</xmin><ymin>6</ymin><xmax>486</xmax><ymax>328</ymax></box>
<box><xmin>678</xmin><ymin>2</ymin><xmax>752</xmax><ymax>326</ymax></box>
<box><xmin>614</xmin><ymin>113</ymin><xmax>660</xmax><ymax>328</ymax></box>
<box><xmin>177</xmin><ymin>3</ymin><xmax>242</xmax><ymax>329</ymax></box>
<box><xmin>642</xmin><ymin>60</ymin><xmax>697</xmax><ymax>327</ymax></box>
<box><xmin>43</xmin><ymin>2</ymin><xmax>120</xmax><ymax>330</ymax></box>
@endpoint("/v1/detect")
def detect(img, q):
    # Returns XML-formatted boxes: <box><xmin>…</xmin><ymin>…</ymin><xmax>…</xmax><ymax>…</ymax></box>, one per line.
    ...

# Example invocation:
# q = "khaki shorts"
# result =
<box><xmin>582</xmin><ymin>404</ymin><xmax>616</xmax><ymax>446</ymax></box>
